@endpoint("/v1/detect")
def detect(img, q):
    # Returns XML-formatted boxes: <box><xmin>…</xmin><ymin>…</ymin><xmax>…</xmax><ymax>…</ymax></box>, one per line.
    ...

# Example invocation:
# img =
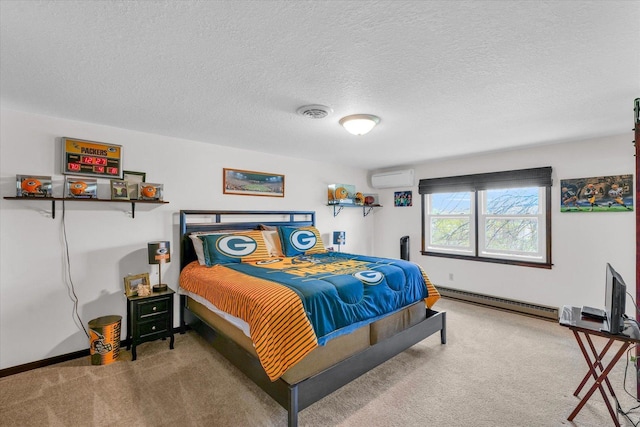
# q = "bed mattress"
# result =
<box><xmin>185</xmin><ymin>296</ymin><xmax>426</xmax><ymax>384</ymax></box>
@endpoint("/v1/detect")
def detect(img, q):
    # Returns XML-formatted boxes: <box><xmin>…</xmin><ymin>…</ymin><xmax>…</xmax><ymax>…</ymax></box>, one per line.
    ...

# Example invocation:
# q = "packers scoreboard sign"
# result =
<box><xmin>62</xmin><ymin>137</ymin><xmax>123</xmax><ymax>178</ymax></box>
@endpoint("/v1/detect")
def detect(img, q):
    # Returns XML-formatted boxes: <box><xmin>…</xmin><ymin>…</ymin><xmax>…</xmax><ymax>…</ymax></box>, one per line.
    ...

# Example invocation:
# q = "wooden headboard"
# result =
<box><xmin>179</xmin><ymin>210</ymin><xmax>316</xmax><ymax>269</ymax></box>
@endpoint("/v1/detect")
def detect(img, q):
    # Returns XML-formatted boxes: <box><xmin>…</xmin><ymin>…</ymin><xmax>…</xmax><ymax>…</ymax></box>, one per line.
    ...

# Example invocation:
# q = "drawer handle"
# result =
<box><xmin>151</xmin><ymin>326</ymin><xmax>156</xmax><ymax>331</ymax></box>
<box><xmin>152</xmin><ymin>306</ymin><xmax>157</xmax><ymax>311</ymax></box>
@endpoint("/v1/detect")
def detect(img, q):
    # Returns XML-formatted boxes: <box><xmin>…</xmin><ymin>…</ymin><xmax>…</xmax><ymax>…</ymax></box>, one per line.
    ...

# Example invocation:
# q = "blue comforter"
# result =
<box><xmin>226</xmin><ymin>252</ymin><xmax>429</xmax><ymax>345</ymax></box>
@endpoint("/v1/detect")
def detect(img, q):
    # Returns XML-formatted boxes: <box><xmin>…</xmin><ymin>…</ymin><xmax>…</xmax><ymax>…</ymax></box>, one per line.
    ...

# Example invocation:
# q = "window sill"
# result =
<box><xmin>421</xmin><ymin>251</ymin><xmax>552</xmax><ymax>269</ymax></box>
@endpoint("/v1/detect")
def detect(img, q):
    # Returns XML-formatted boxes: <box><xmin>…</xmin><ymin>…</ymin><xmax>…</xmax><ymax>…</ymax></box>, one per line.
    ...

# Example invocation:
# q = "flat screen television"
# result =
<box><xmin>604</xmin><ymin>263</ymin><xmax>627</xmax><ymax>335</ymax></box>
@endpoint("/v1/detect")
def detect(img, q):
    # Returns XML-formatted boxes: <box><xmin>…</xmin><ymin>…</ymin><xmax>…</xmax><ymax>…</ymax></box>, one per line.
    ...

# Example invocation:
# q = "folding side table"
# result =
<box><xmin>559</xmin><ymin>305</ymin><xmax>640</xmax><ymax>427</ymax></box>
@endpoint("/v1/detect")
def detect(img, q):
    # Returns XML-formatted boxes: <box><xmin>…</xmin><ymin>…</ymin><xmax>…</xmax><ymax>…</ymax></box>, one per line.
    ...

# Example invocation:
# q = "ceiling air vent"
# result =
<box><xmin>297</xmin><ymin>105</ymin><xmax>333</xmax><ymax>119</ymax></box>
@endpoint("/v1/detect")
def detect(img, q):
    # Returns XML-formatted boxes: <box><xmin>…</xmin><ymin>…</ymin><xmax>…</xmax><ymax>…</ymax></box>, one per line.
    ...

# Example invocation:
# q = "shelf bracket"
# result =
<box><xmin>330</xmin><ymin>204</ymin><xmax>379</xmax><ymax>217</ymax></box>
<box><xmin>3</xmin><ymin>197</ymin><xmax>167</xmax><ymax>220</ymax></box>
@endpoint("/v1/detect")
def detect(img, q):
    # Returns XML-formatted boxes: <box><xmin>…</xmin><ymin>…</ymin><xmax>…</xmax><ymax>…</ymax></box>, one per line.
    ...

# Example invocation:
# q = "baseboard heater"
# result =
<box><xmin>437</xmin><ymin>286</ymin><xmax>559</xmax><ymax>321</ymax></box>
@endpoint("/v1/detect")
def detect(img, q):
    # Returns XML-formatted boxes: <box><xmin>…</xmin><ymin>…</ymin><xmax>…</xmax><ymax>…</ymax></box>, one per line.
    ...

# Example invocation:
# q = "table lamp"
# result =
<box><xmin>148</xmin><ymin>241</ymin><xmax>170</xmax><ymax>292</ymax></box>
<box><xmin>333</xmin><ymin>231</ymin><xmax>345</xmax><ymax>252</ymax></box>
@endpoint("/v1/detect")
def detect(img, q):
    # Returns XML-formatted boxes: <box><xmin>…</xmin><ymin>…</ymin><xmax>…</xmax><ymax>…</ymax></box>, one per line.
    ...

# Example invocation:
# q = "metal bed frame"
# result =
<box><xmin>178</xmin><ymin>210</ymin><xmax>446</xmax><ymax>426</ymax></box>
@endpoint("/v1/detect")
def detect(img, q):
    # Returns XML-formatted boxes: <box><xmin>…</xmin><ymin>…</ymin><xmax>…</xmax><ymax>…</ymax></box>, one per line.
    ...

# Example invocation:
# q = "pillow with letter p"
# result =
<box><xmin>199</xmin><ymin>230</ymin><xmax>270</xmax><ymax>265</ymax></box>
<box><xmin>278</xmin><ymin>226</ymin><xmax>326</xmax><ymax>256</ymax></box>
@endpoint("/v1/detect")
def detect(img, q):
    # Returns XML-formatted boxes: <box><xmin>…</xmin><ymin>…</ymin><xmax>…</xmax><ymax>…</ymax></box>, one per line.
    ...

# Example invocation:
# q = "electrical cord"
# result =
<box><xmin>613</xmin><ymin>295</ymin><xmax>640</xmax><ymax>424</ymax></box>
<box><xmin>61</xmin><ymin>199</ymin><xmax>89</xmax><ymax>339</ymax></box>
<box><xmin>617</xmin><ymin>401</ymin><xmax>640</xmax><ymax>426</ymax></box>
<box><xmin>617</xmin><ymin>347</ymin><xmax>640</xmax><ymax>425</ymax></box>
<box><xmin>623</xmin><ymin>346</ymin><xmax>640</xmax><ymax>402</ymax></box>
<box><xmin>628</xmin><ymin>291</ymin><xmax>640</xmax><ymax>315</ymax></box>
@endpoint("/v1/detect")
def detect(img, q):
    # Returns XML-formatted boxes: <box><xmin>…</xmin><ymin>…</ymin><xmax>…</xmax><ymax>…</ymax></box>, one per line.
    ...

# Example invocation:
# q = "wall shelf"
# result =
<box><xmin>328</xmin><ymin>204</ymin><xmax>382</xmax><ymax>217</ymax></box>
<box><xmin>3</xmin><ymin>197</ymin><xmax>168</xmax><ymax>219</ymax></box>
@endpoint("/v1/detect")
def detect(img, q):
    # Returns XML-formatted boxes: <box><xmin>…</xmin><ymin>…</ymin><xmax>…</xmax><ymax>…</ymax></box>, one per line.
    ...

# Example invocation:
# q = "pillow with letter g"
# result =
<box><xmin>199</xmin><ymin>230</ymin><xmax>270</xmax><ymax>265</ymax></box>
<box><xmin>278</xmin><ymin>226</ymin><xmax>326</xmax><ymax>256</ymax></box>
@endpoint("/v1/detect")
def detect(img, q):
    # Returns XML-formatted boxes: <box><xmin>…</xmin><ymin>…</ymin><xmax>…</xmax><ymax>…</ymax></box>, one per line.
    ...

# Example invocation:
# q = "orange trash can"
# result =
<box><xmin>88</xmin><ymin>315</ymin><xmax>122</xmax><ymax>365</ymax></box>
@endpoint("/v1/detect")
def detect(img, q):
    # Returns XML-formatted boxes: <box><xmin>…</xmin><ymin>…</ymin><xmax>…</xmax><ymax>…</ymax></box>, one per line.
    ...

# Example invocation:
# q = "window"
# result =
<box><xmin>427</xmin><ymin>191</ymin><xmax>474</xmax><ymax>255</ymax></box>
<box><xmin>420</xmin><ymin>167</ymin><xmax>552</xmax><ymax>268</ymax></box>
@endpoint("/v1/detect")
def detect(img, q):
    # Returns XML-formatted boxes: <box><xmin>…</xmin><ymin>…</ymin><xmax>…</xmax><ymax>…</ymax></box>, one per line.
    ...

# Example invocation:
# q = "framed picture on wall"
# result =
<box><xmin>560</xmin><ymin>174</ymin><xmax>633</xmax><ymax>212</ymax></box>
<box><xmin>223</xmin><ymin>168</ymin><xmax>285</xmax><ymax>197</ymax></box>
<box><xmin>394</xmin><ymin>191</ymin><xmax>412</xmax><ymax>207</ymax></box>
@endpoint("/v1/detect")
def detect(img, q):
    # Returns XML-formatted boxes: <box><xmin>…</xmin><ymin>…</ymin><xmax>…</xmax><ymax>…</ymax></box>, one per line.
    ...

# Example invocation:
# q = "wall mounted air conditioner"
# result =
<box><xmin>370</xmin><ymin>169</ymin><xmax>414</xmax><ymax>189</ymax></box>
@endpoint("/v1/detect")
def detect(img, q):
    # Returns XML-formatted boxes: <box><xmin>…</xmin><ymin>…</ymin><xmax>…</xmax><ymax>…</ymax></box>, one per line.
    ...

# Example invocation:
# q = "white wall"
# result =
<box><xmin>372</xmin><ymin>134</ymin><xmax>636</xmax><ymax>313</ymax></box>
<box><xmin>2</xmin><ymin>108</ymin><xmax>635</xmax><ymax>370</ymax></box>
<box><xmin>0</xmin><ymin>108</ymin><xmax>376</xmax><ymax>369</ymax></box>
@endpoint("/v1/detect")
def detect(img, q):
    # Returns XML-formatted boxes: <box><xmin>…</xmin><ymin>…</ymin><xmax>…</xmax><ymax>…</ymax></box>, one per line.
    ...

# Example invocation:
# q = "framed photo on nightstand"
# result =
<box><xmin>124</xmin><ymin>273</ymin><xmax>150</xmax><ymax>297</ymax></box>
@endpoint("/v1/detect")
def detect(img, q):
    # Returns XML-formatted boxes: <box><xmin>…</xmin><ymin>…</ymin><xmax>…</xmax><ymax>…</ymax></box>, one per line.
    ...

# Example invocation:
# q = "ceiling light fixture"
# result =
<box><xmin>339</xmin><ymin>114</ymin><xmax>380</xmax><ymax>136</ymax></box>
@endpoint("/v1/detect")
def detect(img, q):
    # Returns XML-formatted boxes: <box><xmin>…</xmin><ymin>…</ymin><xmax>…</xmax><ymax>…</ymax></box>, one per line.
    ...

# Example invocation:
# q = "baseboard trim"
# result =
<box><xmin>0</xmin><ymin>326</ymin><xmax>187</xmax><ymax>378</ymax></box>
<box><xmin>0</xmin><ymin>348</ymin><xmax>91</xmax><ymax>378</ymax></box>
<box><xmin>438</xmin><ymin>286</ymin><xmax>559</xmax><ymax>321</ymax></box>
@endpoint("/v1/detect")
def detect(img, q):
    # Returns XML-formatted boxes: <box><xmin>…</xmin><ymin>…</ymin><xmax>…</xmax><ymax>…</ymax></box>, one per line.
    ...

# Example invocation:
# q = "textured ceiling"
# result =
<box><xmin>1</xmin><ymin>0</ymin><xmax>638</xmax><ymax>170</ymax></box>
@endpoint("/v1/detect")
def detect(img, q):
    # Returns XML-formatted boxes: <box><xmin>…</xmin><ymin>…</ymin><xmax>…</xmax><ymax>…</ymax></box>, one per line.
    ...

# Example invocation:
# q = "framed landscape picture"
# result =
<box><xmin>223</xmin><ymin>168</ymin><xmax>285</xmax><ymax>197</ymax></box>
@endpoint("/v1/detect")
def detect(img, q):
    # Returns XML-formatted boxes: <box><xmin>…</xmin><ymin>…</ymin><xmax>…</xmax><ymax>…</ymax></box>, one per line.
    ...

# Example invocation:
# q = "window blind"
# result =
<box><xmin>418</xmin><ymin>166</ymin><xmax>552</xmax><ymax>194</ymax></box>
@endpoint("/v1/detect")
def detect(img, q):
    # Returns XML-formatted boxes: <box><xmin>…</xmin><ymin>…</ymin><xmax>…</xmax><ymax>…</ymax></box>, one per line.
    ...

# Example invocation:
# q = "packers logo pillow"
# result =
<box><xmin>278</xmin><ymin>226</ymin><xmax>326</xmax><ymax>256</ymax></box>
<box><xmin>199</xmin><ymin>230</ymin><xmax>270</xmax><ymax>265</ymax></box>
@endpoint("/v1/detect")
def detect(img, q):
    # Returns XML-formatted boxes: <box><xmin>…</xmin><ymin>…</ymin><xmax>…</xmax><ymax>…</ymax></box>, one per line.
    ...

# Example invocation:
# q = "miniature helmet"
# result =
<box><xmin>334</xmin><ymin>187</ymin><xmax>348</xmax><ymax>199</ymax></box>
<box><xmin>70</xmin><ymin>181</ymin><xmax>88</xmax><ymax>195</ymax></box>
<box><xmin>141</xmin><ymin>185</ymin><xmax>157</xmax><ymax>198</ymax></box>
<box><xmin>21</xmin><ymin>178</ymin><xmax>42</xmax><ymax>194</ymax></box>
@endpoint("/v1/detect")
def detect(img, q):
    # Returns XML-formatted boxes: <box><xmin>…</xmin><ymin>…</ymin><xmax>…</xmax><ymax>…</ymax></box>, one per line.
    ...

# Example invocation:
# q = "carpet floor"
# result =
<box><xmin>1</xmin><ymin>298</ymin><xmax>639</xmax><ymax>426</ymax></box>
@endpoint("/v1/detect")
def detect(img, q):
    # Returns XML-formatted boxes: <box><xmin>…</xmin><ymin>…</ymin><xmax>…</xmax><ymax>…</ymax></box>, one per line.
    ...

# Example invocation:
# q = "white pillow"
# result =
<box><xmin>261</xmin><ymin>229</ymin><xmax>284</xmax><ymax>257</ymax></box>
<box><xmin>189</xmin><ymin>233</ymin><xmax>211</xmax><ymax>266</ymax></box>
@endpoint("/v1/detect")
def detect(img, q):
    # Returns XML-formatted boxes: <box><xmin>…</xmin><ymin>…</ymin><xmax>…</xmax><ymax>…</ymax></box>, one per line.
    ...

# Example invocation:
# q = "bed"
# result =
<box><xmin>178</xmin><ymin>210</ymin><xmax>446</xmax><ymax>426</ymax></box>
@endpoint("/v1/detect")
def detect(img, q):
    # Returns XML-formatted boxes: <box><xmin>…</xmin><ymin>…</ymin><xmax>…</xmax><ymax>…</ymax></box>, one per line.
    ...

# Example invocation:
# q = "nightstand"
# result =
<box><xmin>126</xmin><ymin>288</ymin><xmax>175</xmax><ymax>361</ymax></box>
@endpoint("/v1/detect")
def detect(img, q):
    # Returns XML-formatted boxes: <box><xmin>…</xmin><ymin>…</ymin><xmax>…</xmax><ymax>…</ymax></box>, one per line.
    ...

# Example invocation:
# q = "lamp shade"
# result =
<box><xmin>339</xmin><ymin>114</ymin><xmax>380</xmax><ymax>135</ymax></box>
<box><xmin>148</xmin><ymin>241</ymin><xmax>171</xmax><ymax>265</ymax></box>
